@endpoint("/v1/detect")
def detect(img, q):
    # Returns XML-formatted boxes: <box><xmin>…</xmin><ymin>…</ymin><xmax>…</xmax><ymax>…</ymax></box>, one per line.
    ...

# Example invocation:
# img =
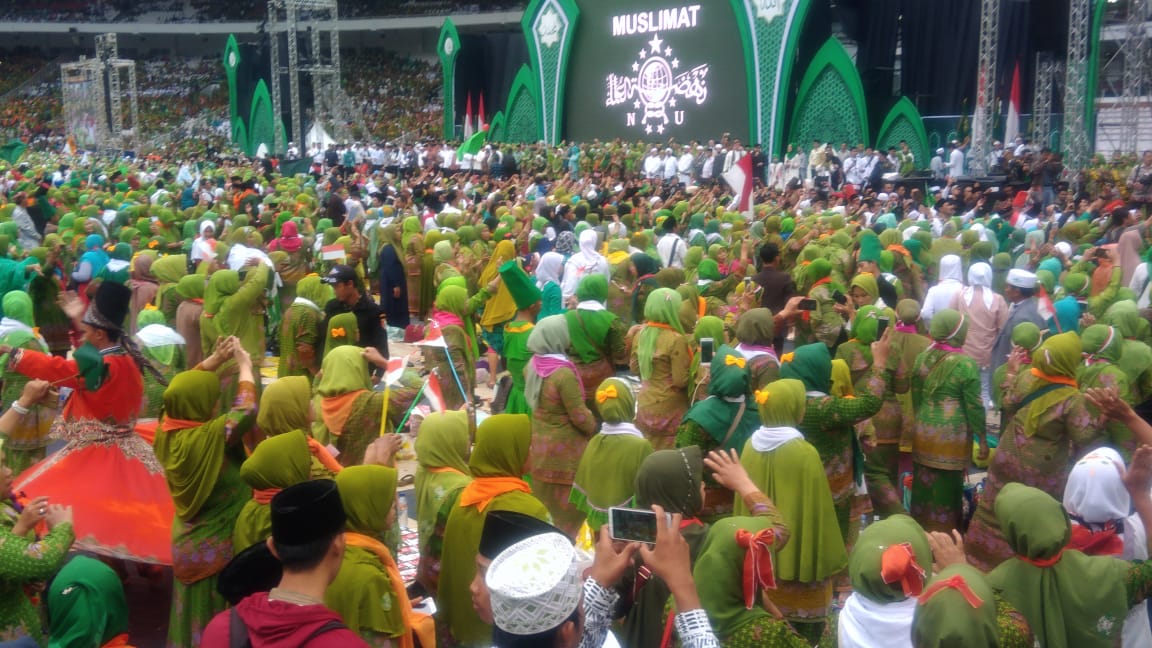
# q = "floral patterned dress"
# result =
<box><xmin>631</xmin><ymin>329</ymin><xmax>692</xmax><ymax>450</ymax></box>
<box><xmin>529</xmin><ymin>366</ymin><xmax>597</xmax><ymax>537</ymax></box>
<box><xmin>0</xmin><ymin>501</ymin><xmax>73</xmax><ymax>643</ymax></box>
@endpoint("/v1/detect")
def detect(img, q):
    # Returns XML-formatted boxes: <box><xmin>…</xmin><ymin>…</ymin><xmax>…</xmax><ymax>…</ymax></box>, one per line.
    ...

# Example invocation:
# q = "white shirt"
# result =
<box><xmin>948</xmin><ymin>148</ymin><xmax>965</xmax><ymax>178</ymax></box>
<box><xmin>643</xmin><ymin>155</ymin><xmax>663</xmax><ymax>178</ymax></box>
<box><xmin>663</xmin><ymin>155</ymin><xmax>678</xmax><ymax>180</ymax></box>
<box><xmin>657</xmin><ymin>233</ymin><xmax>686</xmax><ymax>268</ymax></box>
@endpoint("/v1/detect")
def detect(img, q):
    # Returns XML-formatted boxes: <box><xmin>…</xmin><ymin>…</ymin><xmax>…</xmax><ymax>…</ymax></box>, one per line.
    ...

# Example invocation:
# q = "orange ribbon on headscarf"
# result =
<box><xmin>918</xmin><ymin>574</ymin><xmax>985</xmax><ymax>608</ymax></box>
<box><xmin>1029</xmin><ymin>367</ymin><xmax>1078</xmax><ymax>387</ymax></box>
<box><xmin>101</xmin><ymin>634</ymin><xmax>134</xmax><ymax>648</ymax></box>
<box><xmin>1069</xmin><ymin>522</ymin><xmax>1124</xmax><ymax>556</ymax></box>
<box><xmin>736</xmin><ymin>528</ymin><xmax>777</xmax><ymax>608</ymax></box>
<box><xmin>343</xmin><ymin>532</ymin><xmax>433</xmax><ymax>648</ymax></box>
<box><xmin>887</xmin><ymin>244</ymin><xmax>911</xmax><ymax>257</ymax></box>
<box><xmin>160</xmin><ymin>417</ymin><xmax>205</xmax><ymax>433</ymax></box>
<box><xmin>306</xmin><ymin>437</ymin><xmax>344</xmax><ymax>474</ymax></box>
<box><xmin>725</xmin><ymin>355</ymin><xmax>746</xmax><ymax>369</ymax></box>
<box><xmin>1019</xmin><ymin>548</ymin><xmax>1064</xmax><ymax>568</ymax></box>
<box><xmin>646</xmin><ymin>322</ymin><xmax>678</xmax><ymax>332</ymax></box>
<box><xmin>252</xmin><ymin>488</ymin><xmax>282</xmax><ymax>504</ymax></box>
<box><xmin>458</xmin><ymin>476</ymin><xmax>532</xmax><ymax>512</ymax></box>
<box><xmin>596</xmin><ymin>385</ymin><xmax>618</xmax><ymax>403</ymax></box>
<box><xmin>754</xmin><ymin>389</ymin><xmax>771</xmax><ymax>405</ymax></box>
<box><xmin>331</xmin><ymin>327</ymin><xmax>346</xmax><ymax>338</ymax></box>
<box><xmin>697</xmin><ymin>296</ymin><xmax>706</xmax><ymax>319</ymax></box>
<box><xmin>880</xmin><ymin>543</ymin><xmax>926</xmax><ymax>597</ymax></box>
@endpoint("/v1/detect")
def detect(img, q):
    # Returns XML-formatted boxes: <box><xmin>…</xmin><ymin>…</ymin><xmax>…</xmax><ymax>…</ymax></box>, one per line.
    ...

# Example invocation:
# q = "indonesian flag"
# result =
<box><xmin>478</xmin><ymin>93</ymin><xmax>486</xmax><ymax>131</ymax></box>
<box><xmin>1037</xmin><ymin>284</ymin><xmax>1055</xmax><ymax>325</ymax></box>
<box><xmin>424</xmin><ymin>371</ymin><xmax>447</xmax><ymax>413</ymax></box>
<box><xmin>463</xmin><ymin>93</ymin><xmax>474</xmax><ymax>139</ymax></box>
<box><xmin>416</xmin><ymin>319</ymin><xmax>448</xmax><ymax>348</ymax></box>
<box><xmin>383</xmin><ymin>355</ymin><xmax>408</xmax><ymax>387</ymax></box>
<box><xmin>1004</xmin><ymin>62</ymin><xmax>1021</xmax><ymax>148</ymax></box>
<box><xmin>321</xmin><ymin>243</ymin><xmax>346</xmax><ymax>261</ymax></box>
<box><xmin>722</xmin><ymin>153</ymin><xmax>754</xmax><ymax>220</ymax></box>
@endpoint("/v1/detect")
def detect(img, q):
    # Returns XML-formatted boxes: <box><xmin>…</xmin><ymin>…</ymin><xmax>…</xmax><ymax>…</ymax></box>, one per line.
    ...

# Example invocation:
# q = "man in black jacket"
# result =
<box><xmin>321</xmin><ymin>265</ymin><xmax>390</xmax><ymax>368</ymax></box>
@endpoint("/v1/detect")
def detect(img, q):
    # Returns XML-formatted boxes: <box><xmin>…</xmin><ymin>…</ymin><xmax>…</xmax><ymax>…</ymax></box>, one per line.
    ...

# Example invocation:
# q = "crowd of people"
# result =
<box><xmin>0</xmin><ymin>0</ymin><xmax>526</xmax><ymax>22</ymax></box>
<box><xmin>0</xmin><ymin>136</ymin><xmax>1148</xmax><ymax>648</ymax></box>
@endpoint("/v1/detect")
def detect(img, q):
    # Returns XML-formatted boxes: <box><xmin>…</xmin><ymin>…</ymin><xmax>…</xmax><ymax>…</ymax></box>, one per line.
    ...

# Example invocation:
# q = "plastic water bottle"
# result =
<box><xmin>397</xmin><ymin>492</ymin><xmax>409</xmax><ymax>530</ymax></box>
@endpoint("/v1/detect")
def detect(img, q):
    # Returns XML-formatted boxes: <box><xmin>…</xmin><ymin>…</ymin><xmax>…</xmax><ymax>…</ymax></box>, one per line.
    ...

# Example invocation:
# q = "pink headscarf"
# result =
<box><xmin>270</xmin><ymin>220</ymin><xmax>303</xmax><ymax>253</ymax></box>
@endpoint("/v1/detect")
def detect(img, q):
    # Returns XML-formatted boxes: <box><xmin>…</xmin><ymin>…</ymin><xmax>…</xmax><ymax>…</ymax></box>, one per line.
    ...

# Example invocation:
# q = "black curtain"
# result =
<box><xmin>998</xmin><ymin>0</ymin><xmax>1035</xmax><ymax>113</ymax></box>
<box><xmin>841</xmin><ymin>0</ymin><xmax>902</xmax><ymax>134</ymax></box>
<box><xmin>456</xmin><ymin>31</ymin><xmax>529</xmax><ymax>133</ymax></box>
<box><xmin>900</xmin><ymin>0</ymin><xmax>981</xmax><ymax>115</ymax></box>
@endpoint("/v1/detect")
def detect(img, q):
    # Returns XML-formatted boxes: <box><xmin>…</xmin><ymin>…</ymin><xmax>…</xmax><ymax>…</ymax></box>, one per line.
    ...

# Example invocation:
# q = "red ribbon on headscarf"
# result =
<box><xmin>1019</xmin><ymin>548</ymin><xmax>1064</xmax><ymax>568</ymax></box>
<box><xmin>1069</xmin><ymin>522</ymin><xmax>1124</xmax><ymax>556</ymax></box>
<box><xmin>736</xmin><ymin>528</ymin><xmax>778</xmax><ymax>608</ymax></box>
<box><xmin>918</xmin><ymin>574</ymin><xmax>985</xmax><ymax>608</ymax></box>
<box><xmin>880</xmin><ymin>542</ymin><xmax>926</xmax><ymax>597</ymax></box>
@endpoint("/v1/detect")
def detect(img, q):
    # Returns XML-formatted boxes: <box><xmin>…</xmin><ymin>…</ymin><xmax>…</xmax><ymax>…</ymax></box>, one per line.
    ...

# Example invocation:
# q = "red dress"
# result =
<box><xmin>11</xmin><ymin>348</ymin><xmax>174</xmax><ymax>564</ymax></box>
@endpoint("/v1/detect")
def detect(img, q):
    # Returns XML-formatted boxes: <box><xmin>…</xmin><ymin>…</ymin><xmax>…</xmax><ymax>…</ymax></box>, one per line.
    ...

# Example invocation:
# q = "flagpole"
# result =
<box><xmin>394</xmin><ymin>379</ymin><xmax>428</xmax><ymax>433</ymax></box>
<box><xmin>378</xmin><ymin>383</ymin><xmax>393</xmax><ymax>437</ymax></box>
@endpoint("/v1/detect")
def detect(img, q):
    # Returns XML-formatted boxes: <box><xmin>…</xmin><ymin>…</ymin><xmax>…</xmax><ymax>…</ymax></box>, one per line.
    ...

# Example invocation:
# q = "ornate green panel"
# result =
<box><xmin>232</xmin><ymin>121</ymin><xmax>248</xmax><ymax>155</ymax></box>
<box><xmin>876</xmin><ymin>97</ymin><xmax>930</xmax><ymax>169</ymax></box>
<box><xmin>504</xmin><ymin>66</ymin><xmax>541</xmax><ymax>143</ymax></box>
<box><xmin>788</xmin><ymin>38</ymin><xmax>869</xmax><ymax>151</ymax></box>
<box><xmin>437</xmin><ymin>19</ymin><xmax>461</xmax><ymax>140</ymax></box>
<box><xmin>248</xmin><ymin>80</ymin><xmax>275</xmax><ymax>157</ymax></box>
<box><xmin>222</xmin><ymin>35</ymin><xmax>241</xmax><ymax>147</ymax></box>
<box><xmin>487</xmin><ymin>111</ymin><xmax>507</xmax><ymax>143</ymax></box>
<box><xmin>522</xmin><ymin>0</ymin><xmax>578</xmax><ymax>144</ymax></box>
<box><xmin>728</xmin><ymin>0</ymin><xmax>815</xmax><ymax>155</ymax></box>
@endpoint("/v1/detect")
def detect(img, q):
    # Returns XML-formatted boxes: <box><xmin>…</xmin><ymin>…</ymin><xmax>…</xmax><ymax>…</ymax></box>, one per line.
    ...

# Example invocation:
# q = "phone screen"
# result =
<box><xmin>798</xmin><ymin>298</ymin><xmax>818</xmax><ymax>311</ymax></box>
<box><xmin>610</xmin><ymin>507</ymin><xmax>667</xmax><ymax>544</ymax></box>
<box><xmin>700</xmin><ymin>338</ymin><xmax>714</xmax><ymax>364</ymax></box>
<box><xmin>876</xmin><ymin>317</ymin><xmax>890</xmax><ymax>339</ymax></box>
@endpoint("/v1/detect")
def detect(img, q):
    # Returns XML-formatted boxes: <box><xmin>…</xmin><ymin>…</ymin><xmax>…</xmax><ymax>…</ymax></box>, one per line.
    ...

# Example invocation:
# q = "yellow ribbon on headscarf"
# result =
<box><xmin>143</xmin><ymin>303</ymin><xmax>159</xmax><ymax>311</ymax></box>
<box><xmin>331</xmin><ymin>327</ymin><xmax>346</xmax><ymax>338</ymax></box>
<box><xmin>725</xmin><ymin>355</ymin><xmax>746</xmax><ymax>369</ymax></box>
<box><xmin>596</xmin><ymin>385</ymin><xmax>618</xmax><ymax>403</ymax></box>
<box><xmin>780</xmin><ymin>352</ymin><xmax>795</xmax><ymax>363</ymax></box>
<box><xmin>754</xmin><ymin>389</ymin><xmax>771</xmax><ymax>405</ymax></box>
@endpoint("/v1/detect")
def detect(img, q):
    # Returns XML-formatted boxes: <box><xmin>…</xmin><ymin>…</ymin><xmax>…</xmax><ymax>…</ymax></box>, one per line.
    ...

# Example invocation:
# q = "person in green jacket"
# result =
<box><xmin>497</xmin><ymin>259</ymin><xmax>542</xmax><ymax>415</ymax></box>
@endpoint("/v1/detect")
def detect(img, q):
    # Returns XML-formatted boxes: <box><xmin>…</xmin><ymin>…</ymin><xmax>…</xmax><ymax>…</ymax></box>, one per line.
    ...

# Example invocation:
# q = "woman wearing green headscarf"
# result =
<box><xmin>780</xmin><ymin>342</ymin><xmax>886</xmax><ymax>545</ymax></box>
<box><xmin>26</xmin><ymin>245</ymin><xmax>70</xmax><ymax>358</ymax></box>
<box><xmin>737</xmin><ymin>378</ymin><xmax>847</xmax><ymax>644</ymax></box>
<box><xmin>1101</xmin><ymin>300</ymin><xmax>1152</xmax><ymax>402</ymax></box>
<box><xmin>323</xmin><ymin>311</ymin><xmax>360</xmax><ymax>356</ymax></box>
<box><xmin>43</xmin><ymin>555</ymin><xmax>133</xmax><ymax>648</ymax></box>
<box><xmin>912</xmin><ymin>564</ymin><xmax>1007</xmax><ymax>647</ymax></box>
<box><xmin>909</xmin><ymin>309</ymin><xmax>986</xmax><ymax>532</ymax></box>
<box><xmin>424</xmin><ymin>284</ymin><xmax>478</xmax><ymax>410</ymax></box>
<box><xmin>0</xmin><ymin>292</ymin><xmax>53</xmax><ymax>475</ymax></box>
<box><xmin>990</xmin><ymin>321</ymin><xmax>1044</xmax><ymax>411</ymax></box>
<box><xmin>439</xmin><ymin>414</ymin><xmax>550</xmax><ymax>647</ymax></box>
<box><xmin>687</xmin><ymin>314</ymin><xmax>725</xmax><ymax>401</ymax></box>
<box><xmin>414</xmin><ymin>411</ymin><xmax>471</xmax><ymax>596</ymax></box>
<box><xmin>631</xmin><ymin>288</ymin><xmax>692</xmax><ymax>450</ymax></box>
<box><xmin>835</xmin><ymin>304</ymin><xmax>881</xmax><ymax>384</ymax></box>
<box><xmin>797</xmin><ymin>257</ymin><xmax>845</xmax><ymax>348</ymax></box>
<box><xmin>327</xmin><ymin>465</ymin><xmax>428</xmax><ymax>647</ymax></box>
<box><xmin>564</xmin><ymin>274</ymin><xmax>627</xmax><ymax>413</ymax></box>
<box><xmin>677</xmin><ymin>345</ymin><xmax>761</xmax><ymax>520</ymax></box>
<box><xmin>1078</xmin><ymin>325</ymin><xmax>1138</xmax><ymax>460</ymax></box>
<box><xmin>965</xmin><ymin>332</ymin><xmax>1103</xmax><ymax>571</ymax></box>
<box><xmin>418</xmin><ymin>230</ymin><xmax>444</xmax><ymax>321</ymax></box>
<box><xmin>733</xmin><ymin>308</ymin><xmax>780</xmax><ymax>393</ymax></box>
<box><xmin>154</xmin><ymin>341</ymin><xmax>257</xmax><ymax>647</ymax></box>
<box><xmin>570</xmin><ymin>377</ymin><xmax>653</xmax><ymax>531</ymax></box>
<box><xmin>628</xmin><ymin>252</ymin><xmax>661</xmax><ymax>326</ymax></box>
<box><xmin>606</xmin><ymin>240</ymin><xmax>636</xmax><ymax>325</ymax></box>
<box><xmin>837</xmin><ymin>514</ymin><xmax>932</xmax><ymax>647</ymax></box>
<box><xmin>312</xmin><ymin>346</ymin><xmax>387</xmax><ymax>467</ymax></box>
<box><xmin>987</xmin><ymin>483</ymin><xmax>1152</xmax><ymax>648</ymax></box>
<box><xmin>402</xmin><ymin>217</ymin><xmax>425</xmax><ymax>319</ymax></box>
<box><xmin>174</xmin><ymin>274</ymin><xmax>207</xmax><ymax>368</ymax></box>
<box><xmin>232</xmin><ymin>430</ymin><xmax>312</xmax><ymax>552</ymax></box>
<box><xmin>432</xmin><ymin>239</ymin><xmax>463</xmax><ymax>288</ymax></box>
<box><xmin>135</xmin><ymin>307</ymin><xmax>185</xmax><ymax>419</ymax></box>
<box><xmin>151</xmin><ymin>253</ymin><xmax>188</xmax><ymax>324</ymax></box>
<box><xmin>199</xmin><ymin>263</ymin><xmax>270</xmax><ymax>392</ymax></box>
<box><xmin>523</xmin><ymin>315</ymin><xmax>596</xmax><ymax>537</ymax></box>
<box><xmin>276</xmin><ymin>274</ymin><xmax>328</xmax><ymax>378</ymax></box>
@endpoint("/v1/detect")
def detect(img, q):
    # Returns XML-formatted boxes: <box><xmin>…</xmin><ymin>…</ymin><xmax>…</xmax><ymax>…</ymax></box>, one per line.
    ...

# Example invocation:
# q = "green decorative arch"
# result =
<box><xmin>248</xmin><ymin>80</ymin><xmax>275</xmax><ymax>157</ymax></box>
<box><xmin>522</xmin><ymin>0</ymin><xmax>579</xmax><ymax>144</ymax></box>
<box><xmin>876</xmin><ymin>97</ymin><xmax>930</xmax><ymax>170</ymax></box>
<box><xmin>222</xmin><ymin>34</ymin><xmax>242</xmax><ymax>147</ymax></box>
<box><xmin>487</xmin><ymin>111</ymin><xmax>507</xmax><ymax>143</ymax></box>
<box><xmin>789</xmin><ymin>38</ymin><xmax>869</xmax><ymax>150</ymax></box>
<box><xmin>232</xmin><ymin>121</ymin><xmax>248</xmax><ymax>155</ymax></box>
<box><xmin>502</xmin><ymin>65</ymin><xmax>541</xmax><ymax>144</ymax></box>
<box><xmin>437</xmin><ymin>19</ymin><xmax>461</xmax><ymax>140</ymax></box>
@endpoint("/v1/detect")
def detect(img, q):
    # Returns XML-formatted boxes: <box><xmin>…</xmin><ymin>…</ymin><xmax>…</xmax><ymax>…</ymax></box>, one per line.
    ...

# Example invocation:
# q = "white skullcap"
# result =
<box><xmin>1007</xmin><ymin>269</ymin><xmax>1037</xmax><ymax>289</ymax></box>
<box><xmin>487</xmin><ymin>533</ymin><xmax>580</xmax><ymax>636</ymax></box>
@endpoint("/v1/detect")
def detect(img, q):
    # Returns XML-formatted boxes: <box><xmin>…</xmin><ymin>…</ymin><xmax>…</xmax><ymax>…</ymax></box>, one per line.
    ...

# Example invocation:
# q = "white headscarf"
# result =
<box><xmin>937</xmin><ymin>254</ymin><xmax>963</xmax><ymax>283</ymax></box>
<box><xmin>838</xmin><ymin>594</ymin><xmax>916</xmax><ymax>648</ymax></box>
<box><xmin>962</xmin><ymin>262</ymin><xmax>994</xmax><ymax>310</ymax></box>
<box><xmin>535</xmin><ymin>251</ymin><xmax>565</xmax><ymax>288</ymax></box>
<box><xmin>1064</xmin><ymin>447</ymin><xmax>1131</xmax><ymax>529</ymax></box>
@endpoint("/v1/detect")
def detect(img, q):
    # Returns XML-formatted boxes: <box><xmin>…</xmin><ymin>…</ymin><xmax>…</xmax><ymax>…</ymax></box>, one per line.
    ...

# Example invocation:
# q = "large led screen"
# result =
<box><xmin>564</xmin><ymin>1</ymin><xmax>750</xmax><ymax>142</ymax></box>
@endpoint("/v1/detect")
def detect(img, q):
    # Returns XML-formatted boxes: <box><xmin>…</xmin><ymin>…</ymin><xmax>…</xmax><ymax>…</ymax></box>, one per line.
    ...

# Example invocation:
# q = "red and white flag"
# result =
<box><xmin>321</xmin><ymin>244</ymin><xmax>346</xmax><ymax>261</ymax></box>
<box><xmin>383</xmin><ymin>355</ymin><xmax>408</xmax><ymax>387</ymax></box>
<box><xmin>478</xmin><ymin>93</ymin><xmax>486</xmax><ymax>131</ymax></box>
<box><xmin>424</xmin><ymin>371</ymin><xmax>446</xmax><ymax>413</ymax></box>
<box><xmin>722</xmin><ymin>154</ymin><xmax>754</xmax><ymax>220</ymax></box>
<box><xmin>463</xmin><ymin>93</ymin><xmax>474</xmax><ymax>139</ymax></box>
<box><xmin>1037</xmin><ymin>285</ymin><xmax>1055</xmax><ymax>325</ymax></box>
<box><xmin>1004</xmin><ymin>62</ymin><xmax>1021</xmax><ymax>147</ymax></box>
<box><xmin>415</xmin><ymin>319</ymin><xmax>448</xmax><ymax>348</ymax></box>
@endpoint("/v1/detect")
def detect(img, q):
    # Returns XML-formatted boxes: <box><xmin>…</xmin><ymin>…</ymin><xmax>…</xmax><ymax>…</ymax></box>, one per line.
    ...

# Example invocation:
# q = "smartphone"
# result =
<box><xmin>798</xmin><ymin>298</ymin><xmax>818</xmax><ymax>311</ymax></box>
<box><xmin>700</xmin><ymin>338</ymin><xmax>714</xmax><ymax>364</ymax></box>
<box><xmin>876</xmin><ymin>317</ymin><xmax>890</xmax><ymax>339</ymax></box>
<box><xmin>609</xmin><ymin>507</ymin><xmax>672</xmax><ymax>544</ymax></box>
<box><xmin>832</xmin><ymin>290</ymin><xmax>848</xmax><ymax>305</ymax></box>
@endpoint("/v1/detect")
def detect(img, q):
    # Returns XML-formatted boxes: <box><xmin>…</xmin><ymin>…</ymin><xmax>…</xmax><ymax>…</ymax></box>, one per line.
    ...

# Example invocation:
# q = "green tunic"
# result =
<box><xmin>0</xmin><ymin>503</ymin><xmax>73</xmax><ymax>644</ymax></box>
<box><xmin>502</xmin><ymin>320</ymin><xmax>534</xmax><ymax>415</ymax></box>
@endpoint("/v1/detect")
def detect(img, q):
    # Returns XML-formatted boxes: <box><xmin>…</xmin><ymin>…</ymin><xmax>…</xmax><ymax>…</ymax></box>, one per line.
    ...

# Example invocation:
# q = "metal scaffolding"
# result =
<box><xmin>968</xmin><ymin>0</ymin><xmax>1000</xmax><ymax>176</ymax></box>
<box><xmin>1032</xmin><ymin>54</ymin><xmax>1063</xmax><ymax>150</ymax></box>
<box><xmin>1064</xmin><ymin>0</ymin><xmax>1093</xmax><ymax>182</ymax></box>
<box><xmin>1120</xmin><ymin>0</ymin><xmax>1148</xmax><ymax>154</ymax></box>
<box><xmin>61</xmin><ymin>32</ymin><xmax>137</xmax><ymax>150</ymax></box>
<box><xmin>267</xmin><ymin>0</ymin><xmax>362</xmax><ymax>153</ymax></box>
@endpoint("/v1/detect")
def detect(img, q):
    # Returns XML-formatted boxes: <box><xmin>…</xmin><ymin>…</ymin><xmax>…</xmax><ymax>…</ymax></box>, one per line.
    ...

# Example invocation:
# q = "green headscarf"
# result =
<box><xmin>324</xmin><ymin>311</ymin><xmax>360</xmax><ymax>356</ymax></box>
<box><xmin>697</xmin><ymin>258</ymin><xmax>723</xmax><ymax>282</ymax></box>
<box><xmin>256</xmin><ymin>376</ymin><xmax>311</xmax><ymax>437</ymax></box>
<box><xmin>233</xmin><ymin>430</ymin><xmax>313</xmax><ymax>550</ymax></box>
<box><xmin>576</xmin><ymin>273</ymin><xmax>608</xmax><ymax>303</ymax></box>
<box><xmin>174</xmin><ymin>274</ymin><xmax>206</xmax><ymax>300</ymax></box>
<box><xmin>136</xmin><ymin>308</ymin><xmax>180</xmax><ymax>365</ymax></box>
<box><xmin>1</xmin><ymin>291</ymin><xmax>36</xmax><ymax>340</ymax></box>
<box><xmin>296</xmin><ymin>274</ymin><xmax>330</xmax><ymax>307</ymax></box>
<box><xmin>692</xmin><ymin>516</ymin><xmax>782</xmax><ymax>638</ymax></box>
<box><xmin>1021</xmin><ymin>331</ymin><xmax>1081</xmax><ymax>439</ymax></box>
<box><xmin>523</xmin><ymin>315</ymin><xmax>571</xmax><ymax>410</ymax></box>
<box><xmin>633</xmin><ymin>446</ymin><xmax>704</xmax><ymax>516</ymax></box>
<box><xmin>851</xmin><ymin>304</ymin><xmax>882</xmax><ymax>345</ymax></box>
<box><xmin>635</xmin><ymin>288</ymin><xmax>684</xmax><ymax>379</ymax></box>
<box><xmin>414</xmin><ymin>411</ymin><xmax>472</xmax><ymax>556</ymax></box>
<box><xmin>468</xmin><ymin>413</ymin><xmax>531</xmax><ymax>478</ymax></box>
<box><xmin>754</xmin><ymin>378</ymin><xmax>805</xmax><ymax>427</ymax></box>
<box><xmin>401</xmin><ymin>216</ymin><xmax>422</xmax><ymax>247</ymax></box>
<box><xmin>683</xmin><ymin>345</ymin><xmax>761</xmax><ymax>452</ymax></box>
<box><xmin>46</xmin><ymin>556</ymin><xmax>129</xmax><ymax>648</ymax></box>
<box><xmin>337</xmin><ymin>464</ymin><xmax>398</xmax><ymax>536</ymax></box>
<box><xmin>573</xmin><ymin>379</ymin><xmax>654</xmax><ymax>529</ymax></box>
<box><xmin>1062</xmin><ymin>272</ymin><xmax>1089</xmax><ymax>298</ymax></box>
<box><xmin>156</xmin><ymin>370</ymin><xmax>226</xmax><ymax>519</ymax></box>
<box><xmin>694</xmin><ymin>315</ymin><xmax>725</xmax><ymax>345</ymax></box>
<box><xmin>151</xmin><ymin>253</ymin><xmax>187</xmax><ymax>285</ymax></box>
<box><xmin>1080</xmin><ymin>324</ymin><xmax>1122</xmax><ymax>363</ymax></box>
<box><xmin>928</xmin><ymin>308</ymin><xmax>967</xmax><ymax>346</ymax></box>
<box><xmin>1011</xmin><ymin>321</ymin><xmax>1043</xmax><ymax>352</ymax></box>
<box><xmin>848</xmin><ymin>514</ymin><xmax>931</xmax><ymax>603</ymax></box>
<box><xmin>433</xmin><ymin>240</ymin><xmax>454</xmax><ymax>264</ymax></box>
<box><xmin>849</xmin><ymin>272</ymin><xmax>879</xmax><ymax>302</ymax></box>
<box><xmin>912</xmin><ymin>564</ymin><xmax>999</xmax><ymax>647</ymax></box>
<box><xmin>806</xmin><ymin>257</ymin><xmax>833</xmax><ymax>283</ymax></box>
<box><xmin>202</xmin><ymin>269</ymin><xmax>239</xmax><ymax>335</ymax></box>
<box><xmin>988</xmin><ymin>483</ymin><xmax>1128</xmax><ymax>648</ymax></box>
<box><xmin>780</xmin><ymin>343</ymin><xmax>832</xmax><ymax>395</ymax></box>
<box><xmin>435</xmin><ymin>284</ymin><xmax>478</xmax><ymax>358</ymax></box>
<box><xmin>735</xmin><ymin>308</ymin><xmax>774</xmax><ymax>346</ymax></box>
<box><xmin>595</xmin><ymin>377</ymin><xmax>636</xmax><ymax>424</ymax></box>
